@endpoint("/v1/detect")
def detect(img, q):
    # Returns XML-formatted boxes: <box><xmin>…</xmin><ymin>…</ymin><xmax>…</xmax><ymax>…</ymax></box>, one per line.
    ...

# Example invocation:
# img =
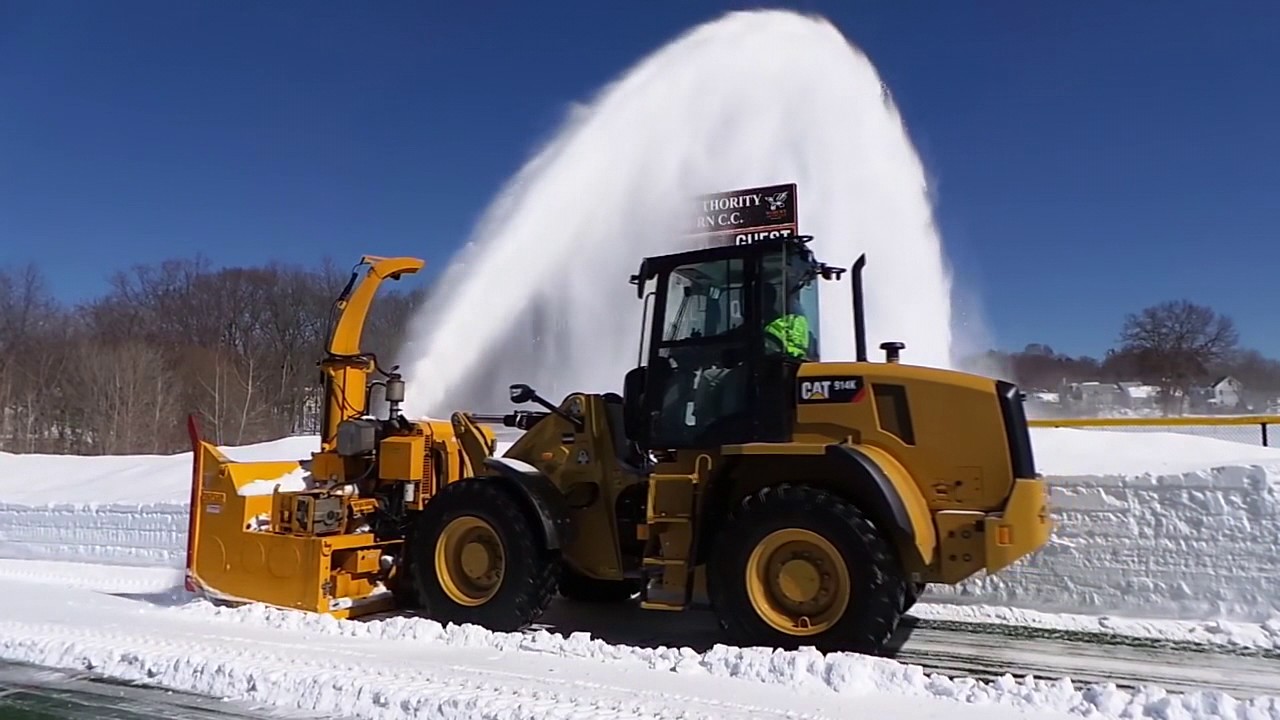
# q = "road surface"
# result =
<box><xmin>530</xmin><ymin>599</ymin><xmax>1280</xmax><ymax>699</ymax></box>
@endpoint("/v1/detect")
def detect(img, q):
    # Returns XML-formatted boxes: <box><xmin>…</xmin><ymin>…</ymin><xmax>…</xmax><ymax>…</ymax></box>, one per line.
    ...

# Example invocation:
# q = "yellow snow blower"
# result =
<box><xmin>185</xmin><ymin>185</ymin><xmax>1052</xmax><ymax>653</ymax></box>
<box><xmin>183</xmin><ymin>255</ymin><xmax>490</xmax><ymax>617</ymax></box>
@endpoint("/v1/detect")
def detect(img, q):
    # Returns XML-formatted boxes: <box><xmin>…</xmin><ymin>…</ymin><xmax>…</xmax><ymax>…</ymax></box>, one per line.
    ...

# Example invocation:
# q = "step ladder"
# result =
<box><xmin>639</xmin><ymin>456</ymin><xmax>710</xmax><ymax>611</ymax></box>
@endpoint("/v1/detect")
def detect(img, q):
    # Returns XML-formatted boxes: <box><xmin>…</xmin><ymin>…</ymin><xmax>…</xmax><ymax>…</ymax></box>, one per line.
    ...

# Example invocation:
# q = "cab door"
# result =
<box><xmin>640</xmin><ymin>255</ymin><xmax>757</xmax><ymax>449</ymax></box>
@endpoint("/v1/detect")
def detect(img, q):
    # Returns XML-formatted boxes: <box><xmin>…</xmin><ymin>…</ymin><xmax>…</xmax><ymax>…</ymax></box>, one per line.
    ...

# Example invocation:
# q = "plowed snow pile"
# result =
<box><xmin>931</xmin><ymin>427</ymin><xmax>1280</xmax><ymax>623</ymax></box>
<box><xmin>5</xmin><ymin>427</ymin><xmax>1278</xmax><ymax>623</ymax></box>
<box><xmin>0</xmin><ymin>436</ymin><xmax>317</xmax><ymax>567</ymax></box>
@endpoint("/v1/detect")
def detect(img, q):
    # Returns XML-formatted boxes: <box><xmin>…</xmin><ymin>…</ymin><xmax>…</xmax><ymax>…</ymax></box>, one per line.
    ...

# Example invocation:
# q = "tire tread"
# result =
<box><xmin>707</xmin><ymin>482</ymin><xmax>905</xmax><ymax>653</ymax></box>
<box><xmin>409</xmin><ymin>478</ymin><xmax>559</xmax><ymax>631</ymax></box>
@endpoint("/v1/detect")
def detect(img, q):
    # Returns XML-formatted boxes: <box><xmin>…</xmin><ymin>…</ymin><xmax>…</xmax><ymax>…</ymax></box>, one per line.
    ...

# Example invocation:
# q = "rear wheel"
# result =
<box><xmin>707</xmin><ymin>484</ymin><xmax>905</xmax><ymax>654</ymax></box>
<box><xmin>409</xmin><ymin>478</ymin><xmax>559</xmax><ymax>631</ymax></box>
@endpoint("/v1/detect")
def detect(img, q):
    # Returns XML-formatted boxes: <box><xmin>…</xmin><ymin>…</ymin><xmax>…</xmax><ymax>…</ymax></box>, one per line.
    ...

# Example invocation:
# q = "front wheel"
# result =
<box><xmin>903</xmin><ymin>581</ymin><xmax>926</xmax><ymax>613</ymax></box>
<box><xmin>707</xmin><ymin>484</ymin><xmax>905</xmax><ymax>654</ymax></box>
<box><xmin>409</xmin><ymin>478</ymin><xmax>559</xmax><ymax>631</ymax></box>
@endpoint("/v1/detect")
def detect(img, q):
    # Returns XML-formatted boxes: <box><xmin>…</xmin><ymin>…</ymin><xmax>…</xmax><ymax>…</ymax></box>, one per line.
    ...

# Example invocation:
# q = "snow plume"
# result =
<box><xmin>401</xmin><ymin>9</ymin><xmax>957</xmax><ymax>416</ymax></box>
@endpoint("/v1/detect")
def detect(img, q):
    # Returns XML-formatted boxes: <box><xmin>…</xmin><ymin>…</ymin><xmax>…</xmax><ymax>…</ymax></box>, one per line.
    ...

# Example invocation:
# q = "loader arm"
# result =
<box><xmin>320</xmin><ymin>255</ymin><xmax>424</xmax><ymax>450</ymax></box>
<box><xmin>450</xmin><ymin>411</ymin><xmax>498</xmax><ymax>478</ymax></box>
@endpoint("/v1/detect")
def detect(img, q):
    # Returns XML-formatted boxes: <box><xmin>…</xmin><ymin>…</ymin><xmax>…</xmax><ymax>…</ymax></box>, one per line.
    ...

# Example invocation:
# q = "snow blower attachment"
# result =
<box><xmin>185</xmin><ymin>185</ymin><xmax>1052</xmax><ymax>653</ymax></box>
<box><xmin>184</xmin><ymin>255</ymin><xmax>492</xmax><ymax>617</ymax></box>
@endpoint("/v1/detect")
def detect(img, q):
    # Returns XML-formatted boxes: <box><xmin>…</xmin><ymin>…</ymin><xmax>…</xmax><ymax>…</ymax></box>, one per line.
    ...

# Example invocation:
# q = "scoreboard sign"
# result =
<box><xmin>687</xmin><ymin>182</ymin><xmax>798</xmax><ymax>246</ymax></box>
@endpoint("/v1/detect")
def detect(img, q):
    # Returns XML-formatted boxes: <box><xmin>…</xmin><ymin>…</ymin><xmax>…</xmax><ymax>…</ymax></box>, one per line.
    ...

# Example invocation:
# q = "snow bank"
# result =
<box><xmin>0</xmin><ymin>501</ymin><xmax>190</xmax><ymax>566</ymax></box>
<box><xmin>0</xmin><ymin>435</ymin><xmax>320</xmax><ymax>505</ymax></box>
<box><xmin>0</xmin><ymin>436</ymin><xmax>317</xmax><ymax>567</ymax></box>
<box><xmin>1028</xmin><ymin>427</ymin><xmax>1280</xmax><ymax>476</ymax></box>
<box><xmin>929</xmin><ymin>428</ymin><xmax>1280</xmax><ymax>622</ymax></box>
<box><xmin>3</xmin><ymin>426</ymin><xmax>1280</xmax><ymax>625</ymax></box>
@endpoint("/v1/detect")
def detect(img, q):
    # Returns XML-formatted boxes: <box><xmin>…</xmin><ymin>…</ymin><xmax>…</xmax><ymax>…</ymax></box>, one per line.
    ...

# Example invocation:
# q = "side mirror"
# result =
<box><xmin>622</xmin><ymin>367</ymin><xmax>647</xmax><ymax>444</ymax></box>
<box><xmin>509</xmin><ymin>383</ymin><xmax>535</xmax><ymax>404</ymax></box>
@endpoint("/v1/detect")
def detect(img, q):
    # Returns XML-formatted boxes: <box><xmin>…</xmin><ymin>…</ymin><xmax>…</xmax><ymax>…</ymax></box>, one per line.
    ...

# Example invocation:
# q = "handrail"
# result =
<box><xmin>1028</xmin><ymin>414</ymin><xmax>1277</xmax><ymax>446</ymax></box>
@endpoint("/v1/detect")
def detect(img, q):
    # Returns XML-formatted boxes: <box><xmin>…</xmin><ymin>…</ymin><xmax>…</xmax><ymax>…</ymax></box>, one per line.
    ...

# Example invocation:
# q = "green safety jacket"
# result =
<box><xmin>765</xmin><ymin>313</ymin><xmax>809</xmax><ymax>358</ymax></box>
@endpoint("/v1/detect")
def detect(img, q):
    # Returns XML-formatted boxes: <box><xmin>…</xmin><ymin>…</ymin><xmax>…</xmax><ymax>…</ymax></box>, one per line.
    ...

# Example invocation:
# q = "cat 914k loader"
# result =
<box><xmin>185</xmin><ymin>188</ymin><xmax>1051</xmax><ymax>654</ymax></box>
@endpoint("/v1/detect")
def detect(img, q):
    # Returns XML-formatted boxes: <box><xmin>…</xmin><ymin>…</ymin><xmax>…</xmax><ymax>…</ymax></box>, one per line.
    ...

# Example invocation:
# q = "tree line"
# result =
<box><xmin>967</xmin><ymin>300</ymin><xmax>1280</xmax><ymax>414</ymax></box>
<box><xmin>3</xmin><ymin>253</ymin><xmax>1275</xmax><ymax>455</ymax></box>
<box><xmin>0</xmin><ymin>257</ymin><xmax>425</xmax><ymax>455</ymax></box>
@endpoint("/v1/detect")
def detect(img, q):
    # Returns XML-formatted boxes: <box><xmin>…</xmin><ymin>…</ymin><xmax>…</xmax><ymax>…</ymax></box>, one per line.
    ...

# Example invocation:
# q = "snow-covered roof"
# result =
<box><xmin>1124</xmin><ymin>385</ymin><xmax>1160</xmax><ymax>399</ymax></box>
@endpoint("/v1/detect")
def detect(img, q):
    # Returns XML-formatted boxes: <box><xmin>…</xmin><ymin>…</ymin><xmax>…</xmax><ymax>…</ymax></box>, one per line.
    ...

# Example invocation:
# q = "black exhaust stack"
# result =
<box><xmin>851</xmin><ymin>254</ymin><xmax>868</xmax><ymax>362</ymax></box>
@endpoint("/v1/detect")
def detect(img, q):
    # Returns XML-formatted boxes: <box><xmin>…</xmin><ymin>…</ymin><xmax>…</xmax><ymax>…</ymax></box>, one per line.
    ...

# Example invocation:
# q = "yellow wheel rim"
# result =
<box><xmin>745</xmin><ymin>528</ymin><xmax>850</xmax><ymax>636</ymax></box>
<box><xmin>434</xmin><ymin>516</ymin><xmax>505</xmax><ymax>607</ymax></box>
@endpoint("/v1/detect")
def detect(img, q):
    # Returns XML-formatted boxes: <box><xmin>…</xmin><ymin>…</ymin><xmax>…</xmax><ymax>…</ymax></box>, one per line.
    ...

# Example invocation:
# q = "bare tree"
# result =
<box><xmin>0</xmin><ymin>255</ymin><xmax>451</xmax><ymax>453</ymax></box>
<box><xmin>66</xmin><ymin>340</ymin><xmax>179</xmax><ymax>454</ymax></box>
<box><xmin>1117</xmin><ymin>300</ymin><xmax>1239</xmax><ymax>414</ymax></box>
<box><xmin>0</xmin><ymin>265</ymin><xmax>69</xmax><ymax>452</ymax></box>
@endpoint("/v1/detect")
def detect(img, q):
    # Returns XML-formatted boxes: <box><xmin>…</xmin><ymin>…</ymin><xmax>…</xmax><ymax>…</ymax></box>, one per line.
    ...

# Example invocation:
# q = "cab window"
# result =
<box><xmin>760</xmin><ymin>248</ymin><xmax>820</xmax><ymax>361</ymax></box>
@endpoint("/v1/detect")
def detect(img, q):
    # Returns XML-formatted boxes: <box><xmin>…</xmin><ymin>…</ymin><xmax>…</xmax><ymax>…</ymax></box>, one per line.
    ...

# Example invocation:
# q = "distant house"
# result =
<box><xmin>1208</xmin><ymin>376</ymin><xmax>1244</xmax><ymax>409</ymax></box>
<box><xmin>1022</xmin><ymin>390</ymin><xmax>1064</xmax><ymax>418</ymax></box>
<box><xmin>1060</xmin><ymin>381</ymin><xmax>1127</xmax><ymax>414</ymax></box>
<box><xmin>1118</xmin><ymin>381</ymin><xmax>1161</xmax><ymax>411</ymax></box>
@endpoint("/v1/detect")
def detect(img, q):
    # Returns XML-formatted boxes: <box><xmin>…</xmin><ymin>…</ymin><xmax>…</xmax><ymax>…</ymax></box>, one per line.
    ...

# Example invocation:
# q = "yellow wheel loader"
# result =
<box><xmin>185</xmin><ymin>190</ymin><xmax>1051</xmax><ymax>654</ymax></box>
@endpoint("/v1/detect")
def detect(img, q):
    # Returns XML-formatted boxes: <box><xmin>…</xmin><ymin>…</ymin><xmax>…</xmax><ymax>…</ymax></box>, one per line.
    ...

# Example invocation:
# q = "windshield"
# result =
<box><xmin>760</xmin><ymin>246</ymin><xmax>820</xmax><ymax>361</ymax></box>
<box><xmin>661</xmin><ymin>258</ymin><xmax>746</xmax><ymax>343</ymax></box>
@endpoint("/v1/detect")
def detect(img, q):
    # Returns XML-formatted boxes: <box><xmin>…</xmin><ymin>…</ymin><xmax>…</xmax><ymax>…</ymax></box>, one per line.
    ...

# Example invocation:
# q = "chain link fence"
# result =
<box><xmin>1028</xmin><ymin>416</ymin><xmax>1278</xmax><ymax>447</ymax></box>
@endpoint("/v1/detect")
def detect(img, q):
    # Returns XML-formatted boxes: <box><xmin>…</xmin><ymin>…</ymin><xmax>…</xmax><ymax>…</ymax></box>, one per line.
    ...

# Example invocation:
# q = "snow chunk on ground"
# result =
<box><xmin>237</xmin><ymin>468</ymin><xmax>314</xmax><ymax>496</ymax></box>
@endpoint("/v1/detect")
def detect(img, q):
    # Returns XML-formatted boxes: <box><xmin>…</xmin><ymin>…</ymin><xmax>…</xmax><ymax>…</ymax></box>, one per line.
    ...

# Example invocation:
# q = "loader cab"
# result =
<box><xmin>623</xmin><ymin>236</ymin><xmax>838</xmax><ymax>450</ymax></box>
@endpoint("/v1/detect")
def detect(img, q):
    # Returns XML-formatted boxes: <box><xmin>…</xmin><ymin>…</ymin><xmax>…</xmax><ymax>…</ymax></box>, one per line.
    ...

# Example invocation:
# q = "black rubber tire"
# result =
<box><xmin>902</xmin><ymin>581</ymin><xmax>926</xmax><ymax>613</ymax></box>
<box><xmin>558</xmin><ymin>567</ymin><xmax>643</xmax><ymax>603</ymax></box>
<box><xmin>387</xmin><ymin>526</ymin><xmax>422</xmax><ymax>611</ymax></box>
<box><xmin>707</xmin><ymin>483</ymin><xmax>905</xmax><ymax>655</ymax></box>
<box><xmin>387</xmin><ymin>555</ymin><xmax>421</xmax><ymax>610</ymax></box>
<box><xmin>409</xmin><ymin>478</ymin><xmax>559</xmax><ymax>631</ymax></box>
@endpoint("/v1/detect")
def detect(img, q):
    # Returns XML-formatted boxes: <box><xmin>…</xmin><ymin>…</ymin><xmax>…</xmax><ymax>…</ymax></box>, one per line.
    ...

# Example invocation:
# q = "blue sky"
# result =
<box><xmin>2</xmin><ymin>1</ymin><xmax>1278</xmax><ymax>358</ymax></box>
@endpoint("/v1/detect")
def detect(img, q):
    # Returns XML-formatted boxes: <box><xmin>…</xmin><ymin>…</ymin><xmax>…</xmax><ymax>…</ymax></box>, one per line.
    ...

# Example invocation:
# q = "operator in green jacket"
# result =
<box><xmin>762</xmin><ymin>283</ymin><xmax>811</xmax><ymax>359</ymax></box>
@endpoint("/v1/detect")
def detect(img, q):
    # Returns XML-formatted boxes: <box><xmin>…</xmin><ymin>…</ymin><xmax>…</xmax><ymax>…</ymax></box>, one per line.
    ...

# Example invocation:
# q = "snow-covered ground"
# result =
<box><xmin>2</xmin><ymin>424</ymin><xmax>1280</xmax><ymax>717</ymax></box>
<box><xmin>2</xmin><ymin>558</ymin><xmax>1277</xmax><ymax>720</ymax></box>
